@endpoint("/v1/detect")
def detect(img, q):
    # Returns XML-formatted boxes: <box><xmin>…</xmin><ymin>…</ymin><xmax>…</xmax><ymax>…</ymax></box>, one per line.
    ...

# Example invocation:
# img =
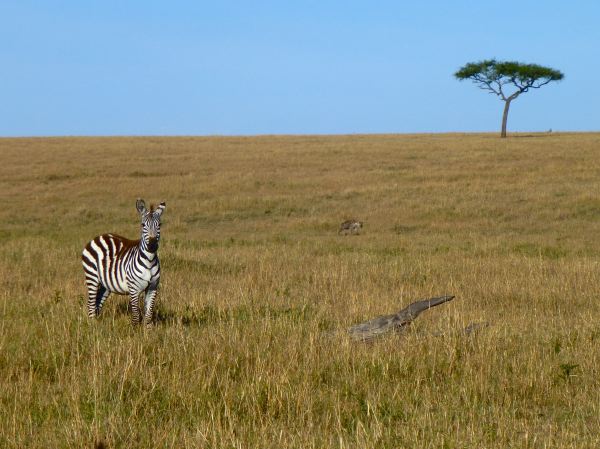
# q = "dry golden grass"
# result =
<box><xmin>2</xmin><ymin>133</ymin><xmax>600</xmax><ymax>448</ymax></box>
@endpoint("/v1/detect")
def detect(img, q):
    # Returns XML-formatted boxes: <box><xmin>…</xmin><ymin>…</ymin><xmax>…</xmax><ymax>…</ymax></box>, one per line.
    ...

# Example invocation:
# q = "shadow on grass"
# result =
<box><xmin>113</xmin><ymin>297</ymin><xmax>316</xmax><ymax>328</ymax></box>
<box><xmin>153</xmin><ymin>303</ymin><xmax>314</xmax><ymax>327</ymax></box>
<box><xmin>115</xmin><ymin>301</ymin><xmax>131</xmax><ymax>317</ymax></box>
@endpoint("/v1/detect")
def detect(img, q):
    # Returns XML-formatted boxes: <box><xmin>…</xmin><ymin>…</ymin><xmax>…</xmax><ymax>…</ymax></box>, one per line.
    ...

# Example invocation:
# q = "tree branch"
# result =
<box><xmin>471</xmin><ymin>75</ymin><xmax>502</xmax><ymax>97</ymax></box>
<box><xmin>495</xmin><ymin>80</ymin><xmax>507</xmax><ymax>100</ymax></box>
<box><xmin>507</xmin><ymin>90</ymin><xmax>521</xmax><ymax>101</ymax></box>
<box><xmin>531</xmin><ymin>78</ymin><xmax>553</xmax><ymax>89</ymax></box>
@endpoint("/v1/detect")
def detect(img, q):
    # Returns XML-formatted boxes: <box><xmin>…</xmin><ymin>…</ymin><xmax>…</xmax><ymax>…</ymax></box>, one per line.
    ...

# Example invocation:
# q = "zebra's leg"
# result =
<box><xmin>129</xmin><ymin>290</ymin><xmax>143</xmax><ymax>325</ymax></box>
<box><xmin>143</xmin><ymin>288</ymin><xmax>158</xmax><ymax>326</ymax></box>
<box><xmin>85</xmin><ymin>279</ymin><xmax>102</xmax><ymax>317</ymax></box>
<box><xmin>95</xmin><ymin>287</ymin><xmax>110</xmax><ymax>316</ymax></box>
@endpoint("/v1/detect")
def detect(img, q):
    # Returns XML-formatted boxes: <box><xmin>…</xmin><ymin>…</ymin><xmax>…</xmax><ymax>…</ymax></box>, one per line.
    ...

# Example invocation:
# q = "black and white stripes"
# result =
<box><xmin>81</xmin><ymin>199</ymin><xmax>166</xmax><ymax>325</ymax></box>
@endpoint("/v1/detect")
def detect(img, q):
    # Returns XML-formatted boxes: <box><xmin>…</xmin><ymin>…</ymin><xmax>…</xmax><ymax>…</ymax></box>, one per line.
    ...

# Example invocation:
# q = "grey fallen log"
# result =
<box><xmin>348</xmin><ymin>295</ymin><xmax>455</xmax><ymax>342</ymax></box>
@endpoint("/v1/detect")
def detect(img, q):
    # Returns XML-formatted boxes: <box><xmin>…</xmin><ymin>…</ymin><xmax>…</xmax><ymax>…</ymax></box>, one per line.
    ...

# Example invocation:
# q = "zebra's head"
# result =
<box><xmin>136</xmin><ymin>199</ymin><xmax>166</xmax><ymax>253</ymax></box>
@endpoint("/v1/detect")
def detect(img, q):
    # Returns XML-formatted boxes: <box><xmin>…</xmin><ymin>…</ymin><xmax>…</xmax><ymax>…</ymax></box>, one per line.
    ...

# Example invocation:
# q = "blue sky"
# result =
<box><xmin>1</xmin><ymin>1</ymin><xmax>598</xmax><ymax>136</ymax></box>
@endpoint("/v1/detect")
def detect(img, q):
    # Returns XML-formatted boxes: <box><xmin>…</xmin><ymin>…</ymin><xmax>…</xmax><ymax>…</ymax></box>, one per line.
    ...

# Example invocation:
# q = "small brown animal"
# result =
<box><xmin>339</xmin><ymin>220</ymin><xmax>363</xmax><ymax>235</ymax></box>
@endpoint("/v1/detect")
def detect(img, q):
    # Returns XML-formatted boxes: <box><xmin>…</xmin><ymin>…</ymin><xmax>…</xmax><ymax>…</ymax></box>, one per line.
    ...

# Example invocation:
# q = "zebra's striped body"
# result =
<box><xmin>81</xmin><ymin>199</ymin><xmax>166</xmax><ymax>325</ymax></box>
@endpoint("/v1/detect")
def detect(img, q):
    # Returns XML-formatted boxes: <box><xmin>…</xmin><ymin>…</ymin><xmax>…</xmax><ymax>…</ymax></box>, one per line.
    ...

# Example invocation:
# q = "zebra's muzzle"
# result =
<box><xmin>147</xmin><ymin>237</ymin><xmax>158</xmax><ymax>252</ymax></box>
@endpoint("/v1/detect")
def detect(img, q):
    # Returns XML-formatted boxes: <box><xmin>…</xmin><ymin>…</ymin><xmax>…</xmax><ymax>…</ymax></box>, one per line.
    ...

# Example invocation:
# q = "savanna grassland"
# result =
<box><xmin>2</xmin><ymin>133</ymin><xmax>600</xmax><ymax>448</ymax></box>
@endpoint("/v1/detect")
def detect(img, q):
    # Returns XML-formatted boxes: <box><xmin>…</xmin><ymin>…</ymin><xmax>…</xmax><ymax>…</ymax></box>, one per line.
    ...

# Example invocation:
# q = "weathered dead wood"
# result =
<box><xmin>348</xmin><ymin>295</ymin><xmax>455</xmax><ymax>342</ymax></box>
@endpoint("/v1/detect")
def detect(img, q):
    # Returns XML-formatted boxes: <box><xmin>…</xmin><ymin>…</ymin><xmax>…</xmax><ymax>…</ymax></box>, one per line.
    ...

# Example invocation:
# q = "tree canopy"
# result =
<box><xmin>455</xmin><ymin>59</ymin><xmax>564</xmax><ymax>99</ymax></box>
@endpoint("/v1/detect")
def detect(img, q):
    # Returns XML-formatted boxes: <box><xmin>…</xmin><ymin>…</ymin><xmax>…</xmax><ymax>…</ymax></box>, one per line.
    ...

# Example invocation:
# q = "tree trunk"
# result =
<box><xmin>501</xmin><ymin>99</ymin><xmax>512</xmax><ymax>138</ymax></box>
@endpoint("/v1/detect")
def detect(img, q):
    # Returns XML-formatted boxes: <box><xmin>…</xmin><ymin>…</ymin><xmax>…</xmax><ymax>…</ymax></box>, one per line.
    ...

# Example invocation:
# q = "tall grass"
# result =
<box><xmin>1</xmin><ymin>133</ymin><xmax>600</xmax><ymax>448</ymax></box>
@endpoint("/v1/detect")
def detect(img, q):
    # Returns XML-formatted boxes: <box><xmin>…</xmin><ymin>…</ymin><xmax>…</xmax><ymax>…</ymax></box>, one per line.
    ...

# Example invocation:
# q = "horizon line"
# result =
<box><xmin>1</xmin><ymin>130</ymin><xmax>598</xmax><ymax>139</ymax></box>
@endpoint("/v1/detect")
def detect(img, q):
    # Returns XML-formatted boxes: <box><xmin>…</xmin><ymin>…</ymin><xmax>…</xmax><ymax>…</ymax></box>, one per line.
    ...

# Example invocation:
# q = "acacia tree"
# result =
<box><xmin>454</xmin><ymin>59</ymin><xmax>564</xmax><ymax>137</ymax></box>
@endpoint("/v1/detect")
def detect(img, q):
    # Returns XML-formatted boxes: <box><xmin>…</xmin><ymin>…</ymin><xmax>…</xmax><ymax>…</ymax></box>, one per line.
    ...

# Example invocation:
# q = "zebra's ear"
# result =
<box><xmin>155</xmin><ymin>202</ymin><xmax>166</xmax><ymax>217</ymax></box>
<box><xmin>136</xmin><ymin>199</ymin><xmax>147</xmax><ymax>215</ymax></box>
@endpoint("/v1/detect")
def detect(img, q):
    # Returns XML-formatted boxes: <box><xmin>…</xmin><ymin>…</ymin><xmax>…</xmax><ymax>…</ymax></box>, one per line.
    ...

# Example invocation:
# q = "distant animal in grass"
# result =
<box><xmin>338</xmin><ymin>220</ymin><xmax>363</xmax><ymax>235</ymax></box>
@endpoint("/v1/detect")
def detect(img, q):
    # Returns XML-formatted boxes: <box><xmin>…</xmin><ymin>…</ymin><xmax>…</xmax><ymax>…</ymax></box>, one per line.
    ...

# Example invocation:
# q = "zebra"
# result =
<box><xmin>338</xmin><ymin>219</ymin><xmax>363</xmax><ymax>235</ymax></box>
<box><xmin>81</xmin><ymin>199</ymin><xmax>166</xmax><ymax>325</ymax></box>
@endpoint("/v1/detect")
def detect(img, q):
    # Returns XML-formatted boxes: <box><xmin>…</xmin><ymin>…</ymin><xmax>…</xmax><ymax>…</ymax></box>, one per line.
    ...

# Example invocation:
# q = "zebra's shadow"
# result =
<box><xmin>115</xmin><ymin>301</ymin><xmax>130</xmax><ymax>316</ymax></box>
<box><xmin>112</xmin><ymin>303</ymin><xmax>311</xmax><ymax>328</ymax></box>
<box><xmin>113</xmin><ymin>301</ymin><xmax>198</xmax><ymax>327</ymax></box>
